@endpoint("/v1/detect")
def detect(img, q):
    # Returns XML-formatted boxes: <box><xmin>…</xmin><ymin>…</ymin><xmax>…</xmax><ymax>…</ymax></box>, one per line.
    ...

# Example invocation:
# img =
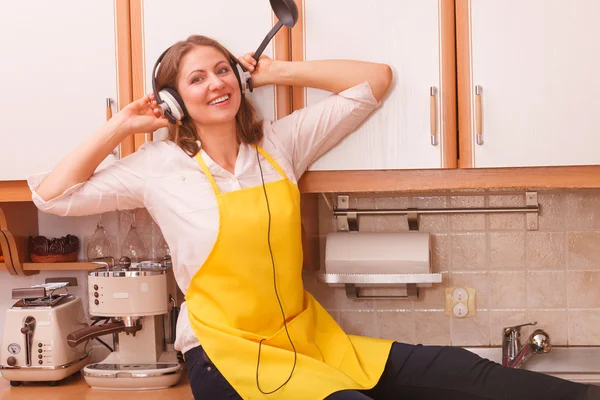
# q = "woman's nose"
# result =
<box><xmin>207</xmin><ymin>73</ymin><xmax>225</xmax><ymax>90</ymax></box>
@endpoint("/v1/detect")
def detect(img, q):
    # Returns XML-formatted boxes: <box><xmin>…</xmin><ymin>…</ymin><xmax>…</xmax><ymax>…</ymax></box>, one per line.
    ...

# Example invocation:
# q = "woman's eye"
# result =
<box><xmin>192</xmin><ymin>76</ymin><xmax>204</xmax><ymax>84</ymax></box>
<box><xmin>218</xmin><ymin>68</ymin><xmax>229</xmax><ymax>74</ymax></box>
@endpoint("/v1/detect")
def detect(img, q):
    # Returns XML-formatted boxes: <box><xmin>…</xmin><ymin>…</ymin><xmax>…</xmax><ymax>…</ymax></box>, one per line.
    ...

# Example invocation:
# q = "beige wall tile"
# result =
<box><xmin>450</xmin><ymin>196</ymin><xmax>486</xmax><ymax>231</ymax></box>
<box><xmin>538</xmin><ymin>192</ymin><xmax>566</xmax><ymax>231</ymax></box>
<box><xmin>373</xmin><ymin>195</ymin><xmax>411</xmax><ymax>232</ymax></box>
<box><xmin>451</xmin><ymin>311</ymin><xmax>491</xmax><ymax>346</ymax></box>
<box><xmin>375</xmin><ymin>215</ymin><xmax>409</xmax><ymax>233</ymax></box>
<box><xmin>413</xmin><ymin>311</ymin><xmax>451</xmax><ymax>345</ymax></box>
<box><xmin>568</xmin><ymin>232</ymin><xmax>600</xmax><ymax>270</ymax></box>
<box><xmin>527</xmin><ymin>309</ymin><xmax>568</xmax><ymax>346</ymax></box>
<box><xmin>412</xmin><ymin>281</ymin><xmax>447</xmax><ymax>311</ymax></box>
<box><xmin>358</xmin><ymin>216</ymin><xmax>376</xmax><ymax>232</ymax></box>
<box><xmin>318</xmin><ymin>195</ymin><xmax>335</xmax><ymax>234</ymax></box>
<box><xmin>339</xmin><ymin>311</ymin><xmax>378</xmax><ymax>337</ymax></box>
<box><xmin>450</xmin><ymin>233</ymin><xmax>488</xmax><ymax>271</ymax></box>
<box><xmin>376</xmin><ymin>311</ymin><xmax>415</xmax><ymax>344</ymax></box>
<box><xmin>449</xmin><ymin>272</ymin><xmax>490</xmax><ymax>309</ymax></box>
<box><xmin>374</xmin><ymin>196</ymin><xmax>411</xmax><ymax>209</ymax></box>
<box><xmin>490</xmin><ymin>272</ymin><xmax>527</xmax><ymax>309</ymax></box>
<box><xmin>351</xmin><ymin>195</ymin><xmax>375</xmax><ymax>209</ymax></box>
<box><xmin>490</xmin><ymin>232</ymin><xmax>526</xmax><ymax>270</ymax></box>
<box><xmin>526</xmin><ymin>232</ymin><xmax>566</xmax><ymax>270</ymax></box>
<box><xmin>431</xmin><ymin>234</ymin><xmax>450</xmax><ymax>273</ymax></box>
<box><xmin>490</xmin><ymin>310</ymin><xmax>529</xmax><ymax>346</ymax></box>
<box><xmin>414</xmin><ymin>196</ymin><xmax>449</xmax><ymax>232</ymax></box>
<box><xmin>567</xmin><ymin>271</ymin><xmax>600</xmax><ymax>308</ymax></box>
<box><xmin>488</xmin><ymin>194</ymin><xmax>525</xmax><ymax>230</ymax></box>
<box><xmin>566</xmin><ymin>192</ymin><xmax>600</xmax><ymax>230</ymax></box>
<box><xmin>527</xmin><ymin>271</ymin><xmax>566</xmax><ymax>308</ymax></box>
<box><xmin>568</xmin><ymin>310</ymin><xmax>600</xmax><ymax>345</ymax></box>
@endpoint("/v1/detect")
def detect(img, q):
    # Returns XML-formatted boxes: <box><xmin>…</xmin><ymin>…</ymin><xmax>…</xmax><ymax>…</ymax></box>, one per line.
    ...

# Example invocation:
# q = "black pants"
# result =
<box><xmin>184</xmin><ymin>342</ymin><xmax>600</xmax><ymax>399</ymax></box>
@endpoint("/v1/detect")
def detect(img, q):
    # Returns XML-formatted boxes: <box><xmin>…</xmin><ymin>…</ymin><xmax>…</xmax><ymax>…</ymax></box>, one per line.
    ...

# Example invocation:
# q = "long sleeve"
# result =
<box><xmin>269</xmin><ymin>82</ymin><xmax>380</xmax><ymax>178</ymax></box>
<box><xmin>27</xmin><ymin>145</ymin><xmax>150</xmax><ymax>217</ymax></box>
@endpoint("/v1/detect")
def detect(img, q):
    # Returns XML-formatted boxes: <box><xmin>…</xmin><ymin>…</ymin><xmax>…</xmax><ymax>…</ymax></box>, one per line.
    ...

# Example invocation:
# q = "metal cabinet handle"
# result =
<box><xmin>106</xmin><ymin>98</ymin><xmax>112</xmax><ymax>121</ymax></box>
<box><xmin>430</xmin><ymin>86</ymin><xmax>438</xmax><ymax>146</ymax></box>
<box><xmin>106</xmin><ymin>98</ymin><xmax>119</xmax><ymax>158</ymax></box>
<box><xmin>475</xmin><ymin>85</ymin><xmax>483</xmax><ymax>145</ymax></box>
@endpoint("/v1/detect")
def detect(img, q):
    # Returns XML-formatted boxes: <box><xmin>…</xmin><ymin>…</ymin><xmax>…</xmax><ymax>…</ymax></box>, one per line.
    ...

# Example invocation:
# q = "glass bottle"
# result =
<box><xmin>155</xmin><ymin>234</ymin><xmax>170</xmax><ymax>260</ymax></box>
<box><xmin>120</xmin><ymin>212</ymin><xmax>147</xmax><ymax>262</ymax></box>
<box><xmin>86</xmin><ymin>215</ymin><xmax>113</xmax><ymax>261</ymax></box>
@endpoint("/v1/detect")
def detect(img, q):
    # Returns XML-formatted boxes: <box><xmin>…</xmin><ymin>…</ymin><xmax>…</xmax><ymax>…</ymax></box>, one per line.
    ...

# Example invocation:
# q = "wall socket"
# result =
<box><xmin>444</xmin><ymin>287</ymin><xmax>476</xmax><ymax>318</ymax></box>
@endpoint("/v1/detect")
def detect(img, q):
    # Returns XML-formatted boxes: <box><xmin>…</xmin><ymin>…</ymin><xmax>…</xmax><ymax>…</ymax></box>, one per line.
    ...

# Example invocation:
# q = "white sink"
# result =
<box><xmin>464</xmin><ymin>347</ymin><xmax>600</xmax><ymax>385</ymax></box>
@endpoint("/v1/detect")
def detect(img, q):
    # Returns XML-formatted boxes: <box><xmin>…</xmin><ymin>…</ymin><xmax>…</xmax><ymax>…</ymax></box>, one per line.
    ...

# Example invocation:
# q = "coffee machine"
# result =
<box><xmin>67</xmin><ymin>258</ymin><xmax>183</xmax><ymax>390</ymax></box>
<box><xmin>0</xmin><ymin>280</ymin><xmax>91</xmax><ymax>386</ymax></box>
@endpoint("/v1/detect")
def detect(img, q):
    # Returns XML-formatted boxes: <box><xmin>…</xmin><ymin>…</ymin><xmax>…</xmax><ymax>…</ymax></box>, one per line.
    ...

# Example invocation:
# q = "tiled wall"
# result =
<box><xmin>302</xmin><ymin>190</ymin><xmax>600</xmax><ymax>347</ymax></box>
<box><xmin>2</xmin><ymin>189</ymin><xmax>600</xmax><ymax>350</ymax></box>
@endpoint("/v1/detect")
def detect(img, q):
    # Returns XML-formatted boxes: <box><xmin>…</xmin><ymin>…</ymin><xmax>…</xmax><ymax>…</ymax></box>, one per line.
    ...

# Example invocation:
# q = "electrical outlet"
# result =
<box><xmin>445</xmin><ymin>287</ymin><xmax>476</xmax><ymax>318</ymax></box>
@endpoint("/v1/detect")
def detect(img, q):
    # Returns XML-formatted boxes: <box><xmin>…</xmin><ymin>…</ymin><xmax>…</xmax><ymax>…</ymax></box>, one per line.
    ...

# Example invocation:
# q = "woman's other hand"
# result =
<box><xmin>238</xmin><ymin>52</ymin><xmax>274</xmax><ymax>88</ymax></box>
<box><xmin>114</xmin><ymin>92</ymin><xmax>172</xmax><ymax>137</ymax></box>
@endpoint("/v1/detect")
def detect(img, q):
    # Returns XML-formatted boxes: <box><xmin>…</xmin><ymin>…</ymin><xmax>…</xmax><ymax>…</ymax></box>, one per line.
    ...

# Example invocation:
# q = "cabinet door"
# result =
<box><xmin>465</xmin><ymin>0</ymin><xmax>600</xmax><ymax>168</ymax></box>
<box><xmin>141</xmin><ymin>0</ymin><xmax>278</xmax><ymax>128</ymax></box>
<box><xmin>0</xmin><ymin>1</ymin><xmax>119</xmax><ymax>180</ymax></box>
<box><xmin>300</xmin><ymin>0</ymin><xmax>454</xmax><ymax>171</ymax></box>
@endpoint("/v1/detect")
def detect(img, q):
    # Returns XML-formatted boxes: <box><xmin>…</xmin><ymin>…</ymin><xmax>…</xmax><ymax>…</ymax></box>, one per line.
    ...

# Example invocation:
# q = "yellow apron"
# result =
<box><xmin>186</xmin><ymin>146</ymin><xmax>393</xmax><ymax>399</ymax></box>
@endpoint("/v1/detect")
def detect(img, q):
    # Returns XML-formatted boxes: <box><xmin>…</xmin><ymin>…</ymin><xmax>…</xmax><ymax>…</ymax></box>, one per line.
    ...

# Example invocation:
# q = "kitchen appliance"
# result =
<box><xmin>67</xmin><ymin>258</ymin><xmax>183</xmax><ymax>390</ymax></box>
<box><xmin>0</xmin><ymin>280</ymin><xmax>91</xmax><ymax>386</ymax></box>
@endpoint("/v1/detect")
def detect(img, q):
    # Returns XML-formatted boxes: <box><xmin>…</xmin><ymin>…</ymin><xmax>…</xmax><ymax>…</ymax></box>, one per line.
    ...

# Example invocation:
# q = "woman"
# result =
<box><xmin>30</xmin><ymin>35</ymin><xmax>598</xmax><ymax>400</ymax></box>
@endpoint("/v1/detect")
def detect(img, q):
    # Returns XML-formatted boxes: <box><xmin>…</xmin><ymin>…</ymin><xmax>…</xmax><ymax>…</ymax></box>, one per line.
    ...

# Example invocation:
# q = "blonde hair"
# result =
<box><xmin>155</xmin><ymin>35</ymin><xmax>263</xmax><ymax>156</ymax></box>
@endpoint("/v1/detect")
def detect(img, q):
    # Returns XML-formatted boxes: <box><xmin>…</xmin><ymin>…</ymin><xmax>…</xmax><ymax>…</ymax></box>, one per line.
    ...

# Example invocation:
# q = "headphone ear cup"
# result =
<box><xmin>236</xmin><ymin>63</ymin><xmax>253</xmax><ymax>94</ymax></box>
<box><xmin>159</xmin><ymin>87</ymin><xmax>186</xmax><ymax>122</ymax></box>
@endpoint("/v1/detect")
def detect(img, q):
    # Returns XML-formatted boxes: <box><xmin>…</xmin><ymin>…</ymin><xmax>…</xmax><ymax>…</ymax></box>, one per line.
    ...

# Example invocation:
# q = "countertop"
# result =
<box><xmin>0</xmin><ymin>371</ymin><xmax>193</xmax><ymax>400</ymax></box>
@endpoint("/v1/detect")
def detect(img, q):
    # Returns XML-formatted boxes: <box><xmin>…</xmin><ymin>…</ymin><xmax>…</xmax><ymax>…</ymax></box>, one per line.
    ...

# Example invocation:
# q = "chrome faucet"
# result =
<box><xmin>502</xmin><ymin>321</ymin><xmax>551</xmax><ymax>369</ymax></box>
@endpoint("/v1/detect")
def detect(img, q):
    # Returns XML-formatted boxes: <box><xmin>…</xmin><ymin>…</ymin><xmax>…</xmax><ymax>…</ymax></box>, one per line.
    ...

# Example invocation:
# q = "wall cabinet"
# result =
<box><xmin>294</xmin><ymin>0</ymin><xmax>456</xmax><ymax>171</ymax></box>
<box><xmin>0</xmin><ymin>1</ymin><xmax>129</xmax><ymax>181</ymax></box>
<box><xmin>3</xmin><ymin>0</ymin><xmax>600</xmax><ymax>203</ymax></box>
<box><xmin>458</xmin><ymin>0</ymin><xmax>600</xmax><ymax>168</ymax></box>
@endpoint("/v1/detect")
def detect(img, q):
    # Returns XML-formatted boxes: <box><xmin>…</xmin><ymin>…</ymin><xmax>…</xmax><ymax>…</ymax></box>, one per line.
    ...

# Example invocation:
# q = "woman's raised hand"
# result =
<box><xmin>114</xmin><ymin>92</ymin><xmax>172</xmax><ymax>137</ymax></box>
<box><xmin>238</xmin><ymin>52</ymin><xmax>274</xmax><ymax>88</ymax></box>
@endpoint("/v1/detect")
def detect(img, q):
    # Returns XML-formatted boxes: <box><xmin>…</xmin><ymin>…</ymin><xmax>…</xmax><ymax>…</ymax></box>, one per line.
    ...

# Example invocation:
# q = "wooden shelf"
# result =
<box><xmin>4</xmin><ymin>165</ymin><xmax>600</xmax><ymax>202</ymax></box>
<box><xmin>0</xmin><ymin>262</ymin><xmax>5</xmax><ymax>271</ymax></box>
<box><xmin>0</xmin><ymin>181</ymin><xmax>31</xmax><ymax>202</ymax></box>
<box><xmin>22</xmin><ymin>262</ymin><xmax>98</xmax><ymax>271</ymax></box>
<box><xmin>298</xmin><ymin>165</ymin><xmax>600</xmax><ymax>193</ymax></box>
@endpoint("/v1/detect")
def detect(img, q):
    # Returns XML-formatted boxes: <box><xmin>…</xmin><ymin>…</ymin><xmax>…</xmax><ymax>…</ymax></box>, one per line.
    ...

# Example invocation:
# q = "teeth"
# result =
<box><xmin>209</xmin><ymin>95</ymin><xmax>229</xmax><ymax>105</ymax></box>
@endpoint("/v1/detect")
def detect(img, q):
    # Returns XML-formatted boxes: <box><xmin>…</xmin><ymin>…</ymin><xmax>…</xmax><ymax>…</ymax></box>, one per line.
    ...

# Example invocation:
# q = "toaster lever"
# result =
<box><xmin>21</xmin><ymin>316</ymin><xmax>36</xmax><ymax>366</ymax></box>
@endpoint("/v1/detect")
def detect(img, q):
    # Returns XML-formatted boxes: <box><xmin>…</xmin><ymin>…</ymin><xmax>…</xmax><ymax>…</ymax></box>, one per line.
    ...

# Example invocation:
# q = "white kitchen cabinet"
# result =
<box><xmin>0</xmin><ymin>1</ymin><xmax>120</xmax><ymax>180</ymax></box>
<box><xmin>461</xmin><ymin>0</ymin><xmax>600</xmax><ymax>168</ymax></box>
<box><xmin>140</xmin><ymin>0</ymin><xmax>278</xmax><ymax>128</ymax></box>
<box><xmin>298</xmin><ymin>0</ymin><xmax>456</xmax><ymax>171</ymax></box>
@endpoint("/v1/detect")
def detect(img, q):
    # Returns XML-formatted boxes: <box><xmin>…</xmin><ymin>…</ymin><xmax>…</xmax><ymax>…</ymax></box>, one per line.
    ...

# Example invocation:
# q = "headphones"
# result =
<box><xmin>151</xmin><ymin>46</ymin><xmax>254</xmax><ymax>124</ymax></box>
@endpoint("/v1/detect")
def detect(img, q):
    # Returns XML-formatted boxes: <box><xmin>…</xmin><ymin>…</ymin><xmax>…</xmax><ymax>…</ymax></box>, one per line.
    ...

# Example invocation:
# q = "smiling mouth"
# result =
<box><xmin>208</xmin><ymin>94</ymin><xmax>230</xmax><ymax>105</ymax></box>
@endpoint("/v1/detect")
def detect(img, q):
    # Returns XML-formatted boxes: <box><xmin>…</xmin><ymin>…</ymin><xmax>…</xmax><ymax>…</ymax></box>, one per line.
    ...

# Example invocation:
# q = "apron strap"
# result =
<box><xmin>194</xmin><ymin>152</ymin><xmax>220</xmax><ymax>196</ymax></box>
<box><xmin>255</xmin><ymin>145</ymin><xmax>288</xmax><ymax>180</ymax></box>
<box><xmin>194</xmin><ymin>145</ymin><xmax>289</xmax><ymax>196</ymax></box>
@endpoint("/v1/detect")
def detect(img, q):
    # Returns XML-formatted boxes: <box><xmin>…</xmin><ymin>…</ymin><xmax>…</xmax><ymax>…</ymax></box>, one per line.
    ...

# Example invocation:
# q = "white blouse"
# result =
<box><xmin>28</xmin><ymin>82</ymin><xmax>380</xmax><ymax>355</ymax></box>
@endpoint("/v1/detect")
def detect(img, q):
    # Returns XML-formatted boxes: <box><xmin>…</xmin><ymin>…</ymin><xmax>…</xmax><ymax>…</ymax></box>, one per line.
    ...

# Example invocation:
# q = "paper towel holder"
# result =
<box><xmin>318</xmin><ymin>273</ymin><xmax>442</xmax><ymax>300</ymax></box>
<box><xmin>334</xmin><ymin>192</ymin><xmax>540</xmax><ymax>232</ymax></box>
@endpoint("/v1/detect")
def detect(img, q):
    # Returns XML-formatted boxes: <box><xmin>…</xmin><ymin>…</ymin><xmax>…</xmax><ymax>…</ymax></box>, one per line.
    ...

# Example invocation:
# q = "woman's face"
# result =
<box><xmin>176</xmin><ymin>45</ymin><xmax>241</xmax><ymax>127</ymax></box>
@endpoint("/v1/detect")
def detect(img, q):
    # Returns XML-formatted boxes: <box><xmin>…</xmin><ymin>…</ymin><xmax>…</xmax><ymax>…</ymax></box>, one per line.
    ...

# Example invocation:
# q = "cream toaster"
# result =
<box><xmin>0</xmin><ymin>283</ymin><xmax>92</xmax><ymax>386</ymax></box>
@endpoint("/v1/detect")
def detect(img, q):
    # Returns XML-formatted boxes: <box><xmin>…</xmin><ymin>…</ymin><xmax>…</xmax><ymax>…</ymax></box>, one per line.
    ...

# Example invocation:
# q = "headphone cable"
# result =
<box><xmin>254</xmin><ymin>145</ymin><xmax>297</xmax><ymax>395</ymax></box>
